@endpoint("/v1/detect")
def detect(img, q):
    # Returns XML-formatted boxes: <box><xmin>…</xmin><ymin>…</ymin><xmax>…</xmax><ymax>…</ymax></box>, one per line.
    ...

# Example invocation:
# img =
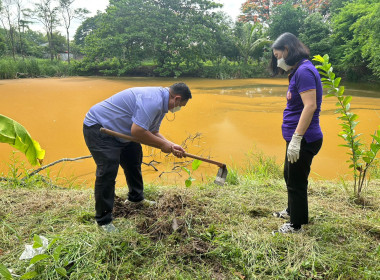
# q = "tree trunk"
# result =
<box><xmin>66</xmin><ymin>29</ymin><xmax>70</xmax><ymax>64</ymax></box>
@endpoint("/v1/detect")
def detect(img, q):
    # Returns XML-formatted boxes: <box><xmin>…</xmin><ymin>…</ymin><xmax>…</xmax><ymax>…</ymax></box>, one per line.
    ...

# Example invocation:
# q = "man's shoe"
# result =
<box><xmin>99</xmin><ymin>222</ymin><xmax>118</xmax><ymax>233</ymax></box>
<box><xmin>273</xmin><ymin>208</ymin><xmax>290</xmax><ymax>220</ymax></box>
<box><xmin>124</xmin><ymin>199</ymin><xmax>157</xmax><ymax>207</ymax></box>
<box><xmin>272</xmin><ymin>223</ymin><xmax>302</xmax><ymax>235</ymax></box>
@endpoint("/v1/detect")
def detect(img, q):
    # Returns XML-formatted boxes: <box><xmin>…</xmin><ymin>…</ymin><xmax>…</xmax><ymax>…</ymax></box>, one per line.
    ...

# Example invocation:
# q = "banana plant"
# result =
<box><xmin>0</xmin><ymin>114</ymin><xmax>45</xmax><ymax>166</ymax></box>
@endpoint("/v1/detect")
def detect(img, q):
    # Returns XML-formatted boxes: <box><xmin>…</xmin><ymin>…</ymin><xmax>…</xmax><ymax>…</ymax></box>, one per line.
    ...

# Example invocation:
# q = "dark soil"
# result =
<box><xmin>113</xmin><ymin>193</ymin><xmax>210</xmax><ymax>241</ymax></box>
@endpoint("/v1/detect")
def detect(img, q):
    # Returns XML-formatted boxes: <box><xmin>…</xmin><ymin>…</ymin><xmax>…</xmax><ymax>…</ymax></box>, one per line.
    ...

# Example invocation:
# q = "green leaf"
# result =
<box><xmin>0</xmin><ymin>115</ymin><xmax>45</xmax><ymax>166</ymax></box>
<box><xmin>47</xmin><ymin>238</ymin><xmax>59</xmax><ymax>250</ymax></box>
<box><xmin>0</xmin><ymin>264</ymin><xmax>13</xmax><ymax>280</ymax></box>
<box><xmin>372</xmin><ymin>135</ymin><xmax>380</xmax><ymax>144</ymax></box>
<box><xmin>362</xmin><ymin>157</ymin><xmax>372</xmax><ymax>164</ymax></box>
<box><xmin>191</xmin><ymin>159</ymin><xmax>202</xmax><ymax>171</ymax></box>
<box><xmin>334</xmin><ymin>77</ymin><xmax>341</xmax><ymax>88</ymax></box>
<box><xmin>55</xmin><ymin>267</ymin><xmax>67</xmax><ymax>277</ymax></box>
<box><xmin>30</xmin><ymin>254</ymin><xmax>49</xmax><ymax>265</ymax></box>
<box><xmin>325</xmin><ymin>94</ymin><xmax>335</xmax><ymax>98</ymax></box>
<box><xmin>343</xmin><ymin>96</ymin><xmax>352</xmax><ymax>106</ymax></box>
<box><xmin>351</xmin><ymin>114</ymin><xmax>359</xmax><ymax>121</ymax></box>
<box><xmin>323</xmin><ymin>54</ymin><xmax>329</xmax><ymax>62</ymax></box>
<box><xmin>185</xmin><ymin>179</ymin><xmax>192</xmax><ymax>187</ymax></box>
<box><xmin>312</xmin><ymin>55</ymin><xmax>324</xmax><ymax>62</ymax></box>
<box><xmin>181</xmin><ymin>167</ymin><xmax>190</xmax><ymax>176</ymax></box>
<box><xmin>33</xmin><ymin>234</ymin><xmax>43</xmax><ymax>249</ymax></box>
<box><xmin>370</xmin><ymin>143</ymin><xmax>380</xmax><ymax>153</ymax></box>
<box><xmin>20</xmin><ymin>271</ymin><xmax>38</xmax><ymax>279</ymax></box>
<box><xmin>53</xmin><ymin>245</ymin><xmax>62</xmax><ymax>262</ymax></box>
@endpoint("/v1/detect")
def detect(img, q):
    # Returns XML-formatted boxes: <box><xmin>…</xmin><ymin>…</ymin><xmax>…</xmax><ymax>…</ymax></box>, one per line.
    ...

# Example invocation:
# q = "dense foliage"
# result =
<box><xmin>0</xmin><ymin>0</ymin><xmax>379</xmax><ymax>80</ymax></box>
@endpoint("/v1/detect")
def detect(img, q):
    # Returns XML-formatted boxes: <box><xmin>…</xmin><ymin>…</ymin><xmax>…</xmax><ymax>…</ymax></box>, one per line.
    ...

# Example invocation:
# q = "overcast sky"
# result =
<box><xmin>27</xmin><ymin>0</ymin><xmax>246</xmax><ymax>39</ymax></box>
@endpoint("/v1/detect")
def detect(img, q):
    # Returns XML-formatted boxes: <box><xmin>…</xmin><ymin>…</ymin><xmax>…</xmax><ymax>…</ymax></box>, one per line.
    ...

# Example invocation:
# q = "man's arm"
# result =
<box><xmin>132</xmin><ymin>124</ymin><xmax>185</xmax><ymax>157</ymax></box>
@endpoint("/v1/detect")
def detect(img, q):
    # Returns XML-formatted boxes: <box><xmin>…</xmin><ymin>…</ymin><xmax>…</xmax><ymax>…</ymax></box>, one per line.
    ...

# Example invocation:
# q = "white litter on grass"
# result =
<box><xmin>19</xmin><ymin>236</ymin><xmax>49</xmax><ymax>260</ymax></box>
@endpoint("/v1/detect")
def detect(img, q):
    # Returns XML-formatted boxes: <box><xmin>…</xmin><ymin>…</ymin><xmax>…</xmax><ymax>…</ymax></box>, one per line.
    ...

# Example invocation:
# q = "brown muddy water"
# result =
<box><xmin>0</xmin><ymin>77</ymin><xmax>379</xmax><ymax>187</ymax></box>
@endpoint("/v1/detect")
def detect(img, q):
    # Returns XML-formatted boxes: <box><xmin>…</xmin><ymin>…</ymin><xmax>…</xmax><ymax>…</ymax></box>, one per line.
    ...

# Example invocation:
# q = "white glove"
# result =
<box><xmin>287</xmin><ymin>133</ymin><xmax>303</xmax><ymax>163</ymax></box>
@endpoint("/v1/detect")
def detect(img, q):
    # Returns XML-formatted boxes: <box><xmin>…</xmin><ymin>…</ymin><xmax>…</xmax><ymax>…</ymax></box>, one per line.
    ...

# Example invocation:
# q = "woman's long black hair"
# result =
<box><xmin>270</xmin><ymin>32</ymin><xmax>310</xmax><ymax>75</ymax></box>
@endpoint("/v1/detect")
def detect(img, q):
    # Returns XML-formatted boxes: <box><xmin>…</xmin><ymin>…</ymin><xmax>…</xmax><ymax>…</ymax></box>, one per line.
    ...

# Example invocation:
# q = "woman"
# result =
<box><xmin>270</xmin><ymin>33</ymin><xmax>323</xmax><ymax>234</ymax></box>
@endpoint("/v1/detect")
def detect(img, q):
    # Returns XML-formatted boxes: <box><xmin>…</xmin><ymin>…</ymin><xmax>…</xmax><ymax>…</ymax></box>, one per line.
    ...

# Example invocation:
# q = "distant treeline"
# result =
<box><xmin>0</xmin><ymin>0</ymin><xmax>379</xmax><ymax>81</ymax></box>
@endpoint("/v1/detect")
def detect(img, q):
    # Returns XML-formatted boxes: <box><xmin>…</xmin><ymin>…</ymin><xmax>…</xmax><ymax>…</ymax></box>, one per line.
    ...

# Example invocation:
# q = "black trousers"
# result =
<box><xmin>284</xmin><ymin>138</ymin><xmax>323</xmax><ymax>225</ymax></box>
<box><xmin>83</xmin><ymin>124</ymin><xmax>144</xmax><ymax>225</ymax></box>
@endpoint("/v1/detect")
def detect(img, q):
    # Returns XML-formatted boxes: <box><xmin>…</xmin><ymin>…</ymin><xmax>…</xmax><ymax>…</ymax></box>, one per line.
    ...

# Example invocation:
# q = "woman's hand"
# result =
<box><xmin>287</xmin><ymin>133</ymin><xmax>303</xmax><ymax>163</ymax></box>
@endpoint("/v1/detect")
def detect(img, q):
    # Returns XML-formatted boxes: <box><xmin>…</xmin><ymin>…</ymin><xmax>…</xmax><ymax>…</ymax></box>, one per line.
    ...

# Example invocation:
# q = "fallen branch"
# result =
<box><xmin>142</xmin><ymin>160</ymin><xmax>161</xmax><ymax>171</ymax></box>
<box><xmin>22</xmin><ymin>155</ymin><xmax>93</xmax><ymax>180</ymax></box>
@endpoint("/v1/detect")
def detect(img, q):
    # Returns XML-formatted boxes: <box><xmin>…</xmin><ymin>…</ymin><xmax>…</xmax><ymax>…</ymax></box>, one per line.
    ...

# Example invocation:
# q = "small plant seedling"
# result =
<box><xmin>182</xmin><ymin>159</ymin><xmax>202</xmax><ymax>187</ymax></box>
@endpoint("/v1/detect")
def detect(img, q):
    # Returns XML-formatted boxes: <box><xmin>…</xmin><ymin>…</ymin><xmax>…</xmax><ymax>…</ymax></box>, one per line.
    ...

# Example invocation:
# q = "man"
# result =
<box><xmin>83</xmin><ymin>83</ymin><xmax>191</xmax><ymax>232</ymax></box>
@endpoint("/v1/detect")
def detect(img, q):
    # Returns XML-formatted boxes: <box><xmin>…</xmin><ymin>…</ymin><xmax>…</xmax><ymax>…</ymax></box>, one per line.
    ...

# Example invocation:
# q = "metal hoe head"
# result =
<box><xmin>214</xmin><ymin>165</ymin><xmax>228</xmax><ymax>186</ymax></box>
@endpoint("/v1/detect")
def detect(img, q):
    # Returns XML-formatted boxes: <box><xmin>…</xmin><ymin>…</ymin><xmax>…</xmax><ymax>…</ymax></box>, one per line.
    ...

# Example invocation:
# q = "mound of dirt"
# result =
<box><xmin>113</xmin><ymin>193</ymin><xmax>209</xmax><ymax>241</ymax></box>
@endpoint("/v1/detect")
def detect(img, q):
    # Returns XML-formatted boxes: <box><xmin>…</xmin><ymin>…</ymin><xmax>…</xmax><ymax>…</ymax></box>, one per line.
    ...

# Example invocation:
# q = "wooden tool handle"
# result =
<box><xmin>100</xmin><ymin>127</ymin><xmax>136</xmax><ymax>142</ymax></box>
<box><xmin>184</xmin><ymin>152</ymin><xmax>225</xmax><ymax>168</ymax></box>
<box><xmin>100</xmin><ymin>127</ymin><xmax>226</xmax><ymax>168</ymax></box>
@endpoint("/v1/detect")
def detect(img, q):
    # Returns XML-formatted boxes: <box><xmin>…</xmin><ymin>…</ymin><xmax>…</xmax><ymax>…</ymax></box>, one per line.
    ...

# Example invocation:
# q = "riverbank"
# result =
<box><xmin>0</xmin><ymin>56</ymin><xmax>270</xmax><ymax>80</ymax></box>
<box><xmin>0</xmin><ymin>173</ymin><xmax>379</xmax><ymax>279</ymax></box>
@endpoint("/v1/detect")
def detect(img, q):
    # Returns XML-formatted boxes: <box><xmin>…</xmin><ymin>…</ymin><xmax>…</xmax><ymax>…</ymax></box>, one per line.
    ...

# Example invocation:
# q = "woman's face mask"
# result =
<box><xmin>277</xmin><ymin>58</ymin><xmax>291</xmax><ymax>71</ymax></box>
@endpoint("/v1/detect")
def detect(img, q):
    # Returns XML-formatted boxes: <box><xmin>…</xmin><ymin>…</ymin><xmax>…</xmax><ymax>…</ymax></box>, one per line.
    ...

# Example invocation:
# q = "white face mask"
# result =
<box><xmin>170</xmin><ymin>106</ymin><xmax>181</xmax><ymax>113</ymax></box>
<box><xmin>277</xmin><ymin>58</ymin><xmax>291</xmax><ymax>71</ymax></box>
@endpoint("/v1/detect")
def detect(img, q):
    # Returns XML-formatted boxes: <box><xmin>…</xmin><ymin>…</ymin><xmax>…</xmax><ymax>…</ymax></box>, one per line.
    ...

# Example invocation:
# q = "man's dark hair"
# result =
<box><xmin>169</xmin><ymin>83</ymin><xmax>192</xmax><ymax>100</ymax></box>
<box><xmin>270</xmin><ymin>32</ymin><xmax>310</xmax><ymax>75</ymax></box>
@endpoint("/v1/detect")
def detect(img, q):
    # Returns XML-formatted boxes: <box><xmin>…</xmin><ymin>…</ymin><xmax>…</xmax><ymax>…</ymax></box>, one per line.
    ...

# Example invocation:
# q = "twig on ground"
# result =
<box><xmin>22</xmin><ymin>156</ymin><xmax>93</xmax><ymax>180</ymax></box>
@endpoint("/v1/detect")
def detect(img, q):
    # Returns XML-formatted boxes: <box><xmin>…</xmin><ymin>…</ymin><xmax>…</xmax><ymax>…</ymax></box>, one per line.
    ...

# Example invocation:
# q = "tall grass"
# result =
<box><xmin>0</xmin><ymin>57</ymin><xmax>69</xmax><ymax>79</ymax></box>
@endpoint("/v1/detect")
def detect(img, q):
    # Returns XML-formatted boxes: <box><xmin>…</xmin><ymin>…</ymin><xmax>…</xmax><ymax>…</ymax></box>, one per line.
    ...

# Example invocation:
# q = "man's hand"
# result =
<box><xmin>287</xmin><ymin>133</ymin><xmax>303</xmax><ymax>163</ymax></box>
<box><xmin>160</xmin><ymin>142</ymin><xmax>173</xmax><ymax>154</ymax></box>
<box><xmin>171</xmin><ymin>144</ymin><xmax>185</xmax><ymax>158</ymax></box>
<box><xmin>160</xmin><ymin>142</ymin><xmax>185</xmax><ymax>158</ymax></box>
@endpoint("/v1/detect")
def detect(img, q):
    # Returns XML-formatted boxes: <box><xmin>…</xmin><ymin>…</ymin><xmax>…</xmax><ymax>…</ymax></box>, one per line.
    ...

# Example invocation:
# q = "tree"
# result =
<box><xmin>238</xmin><ymin>0</ymin><xmax>281</xmax><ymax>24</ymax></box>
<box><xmin>298</xmin><ymin>13</ymin><xmax>332</xmax><ymax>57</ymax></box>
<box><xmin>50</xmin><ymin>31</ymin><xmax>65</xmax><ymax>58</ymax></box>
<box><xmin>0</xmin><ymin>29</ymin><xmax>6</xmax><ymax>55</ymax></box>
<box><xmin>32</xmin><ymin>0</ymin><xmax>60</xmax><ymax>61</ymax></box>
<box><xmin>267</xmin><ymin>1</ymin><xmax>306</xmax><ymax>39</ymax></box>
<box><xmin>238</xmin><ymin>0</ymin><xmax>330</xmax><ymax>24</ymax></box>
<box><xmin>79</xmin><ymin>0</ymin><xmax>226</xmax><ymax>77</ymax></box>
<box><xmin>74</xmin><ymin>11</ymin><xmax>102</xmax><ymax>47</ymax></box>
<box><xmin>234</xmin><ymin>21</ymin><xmax>271</xmax><ymax>64</ymax></box>
<box><xmin>331</xmin><ymin>0</ymin><xmax>378</xmax><ymax>80</ymax></box>
<box><xmin>14</xmin><ymin>0</ymin><xmax>32</xmax><ymax>59</ymax></box>
<box><xmin>0</xmin><ymin>0</ymin><xmax>17</xmax><ymax>59</ymax></box>
<box><xmin>22</xmin><ymin>29</ymin><xmax>46</xmax><ymax>57</ymax></box>
<box><xmin>58</xmin><ymin>0</ymin><xmax>89</xmax><ymax>64</ymax></box>
<box><xmin>350</xmin><ymin>1</ymin><xmax>380</xmax><ymax>78</ymax></box>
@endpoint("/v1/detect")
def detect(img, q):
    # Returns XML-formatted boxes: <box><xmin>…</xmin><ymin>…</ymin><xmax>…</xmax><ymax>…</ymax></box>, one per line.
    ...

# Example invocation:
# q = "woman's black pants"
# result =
<box><xmin>83</xmin><ymin>124</ymin><xmax>144</xmax><ymax>226</ymax></box>
<box><xmin>284</xmin><ymin>138</ymin><xmax>323</xmax><ymax>225</ymax></box>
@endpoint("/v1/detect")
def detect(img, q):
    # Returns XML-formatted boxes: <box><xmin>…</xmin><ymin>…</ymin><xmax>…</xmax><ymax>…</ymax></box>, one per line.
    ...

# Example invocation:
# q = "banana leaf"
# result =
<box><xmin>0</xmin><ymin>114</ymin><xmax>45</xmax><ymax>166</ymax></box>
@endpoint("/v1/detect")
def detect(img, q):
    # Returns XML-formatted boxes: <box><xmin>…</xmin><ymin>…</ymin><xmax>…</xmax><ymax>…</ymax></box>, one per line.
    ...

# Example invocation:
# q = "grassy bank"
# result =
<box><xmin>0</xmin><ymin>171</ymin><xmax>379</xmax><ymax>279</ymax></box>
<box><xmin>0</xmin><ymin>56</ymin><xmax>271</xmax><ymax>80</ymax></box>
<box><xmin>0</xmin><ymin>57</ymin><xmax>71</xmax><ymax>79</ymax></box>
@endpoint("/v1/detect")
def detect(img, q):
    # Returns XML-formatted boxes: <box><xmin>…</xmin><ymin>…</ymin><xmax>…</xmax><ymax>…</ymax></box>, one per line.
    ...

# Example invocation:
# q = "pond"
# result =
<box><xmin>0</xmin><ymin>77</ymin><xmax>379</xmax><ymax>187</ymax></box>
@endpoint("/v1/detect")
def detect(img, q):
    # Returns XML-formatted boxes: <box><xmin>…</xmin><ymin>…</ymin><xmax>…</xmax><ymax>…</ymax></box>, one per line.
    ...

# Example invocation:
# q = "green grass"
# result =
<box><xmin>0</xmin><ymin>153</ymin><xmax>379</xmax><ymax>279</ymax></box>
<box><xmin>0</xmin><ymin>57</ymin><xmax>70</xmax><ymax>79</ymax></box>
